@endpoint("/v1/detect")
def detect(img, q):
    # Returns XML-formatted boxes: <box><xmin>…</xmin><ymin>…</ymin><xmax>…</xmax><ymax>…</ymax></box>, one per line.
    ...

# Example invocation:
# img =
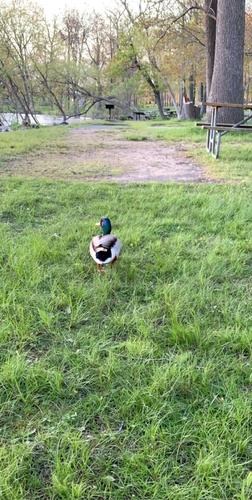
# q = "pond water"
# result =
<box><xmin>0</xmin><ymin>112</ymin><xmax>90</xmax><ymax>128</ymax></box>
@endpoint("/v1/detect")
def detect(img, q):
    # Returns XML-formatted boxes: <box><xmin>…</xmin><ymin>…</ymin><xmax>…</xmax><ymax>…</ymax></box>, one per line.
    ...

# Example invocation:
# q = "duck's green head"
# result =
<box><xmin>100</xmin><ymin>217</ymin><xmax>112</xmax><ymax>235</ymax></box>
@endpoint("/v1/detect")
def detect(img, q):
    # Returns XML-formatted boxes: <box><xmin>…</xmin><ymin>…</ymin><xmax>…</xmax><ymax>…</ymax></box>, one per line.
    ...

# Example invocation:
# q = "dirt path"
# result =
<box><xmin>2</xmin><ymin>124</ymin><xmax>212</xmax><ymax>183</ymax></box>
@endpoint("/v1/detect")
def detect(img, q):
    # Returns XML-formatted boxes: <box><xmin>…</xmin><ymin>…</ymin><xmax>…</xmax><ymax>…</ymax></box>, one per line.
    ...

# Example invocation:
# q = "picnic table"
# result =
<box><xmin>164</xmin><ymin>108</ymin><xmax>177</xmax><ymax>118</ymax></box>
<box><xmin>133</xmin><ymin>111</ymin><xmax>148</xmax><ymax>120</ymax></box>
<box><xmin>196</xmin><ymin>101</ymin><xmax>252</xmax><ymax>158</ymax></box>
<box><xmin>133</xmin><ymin>110</ymin><xmax>157</xmax><ymax>120</ymax></box>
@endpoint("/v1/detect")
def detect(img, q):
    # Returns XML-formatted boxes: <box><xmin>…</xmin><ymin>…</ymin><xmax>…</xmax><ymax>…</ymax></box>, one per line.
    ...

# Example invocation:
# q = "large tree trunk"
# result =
<box><xmin>205</xmin><ymin>0</ymin><xmax>217</xmax><ymax>99</ymax></box>
<box><xmin>208</xmin><ymin>0</ymin><xmax>245</xmax><ymax>123</ymax></box>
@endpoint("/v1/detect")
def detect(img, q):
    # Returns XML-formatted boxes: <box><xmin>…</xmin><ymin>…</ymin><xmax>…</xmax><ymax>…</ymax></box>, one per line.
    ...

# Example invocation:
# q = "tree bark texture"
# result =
<box><xmin>205</xmin><ymin>0</ymin><xmax>217</xmax><ymax>99</ymax></box>
<box><xmin>208</xmin><ymin>0</ymin><xmax>245</xmax><ymax>123</ymax></box>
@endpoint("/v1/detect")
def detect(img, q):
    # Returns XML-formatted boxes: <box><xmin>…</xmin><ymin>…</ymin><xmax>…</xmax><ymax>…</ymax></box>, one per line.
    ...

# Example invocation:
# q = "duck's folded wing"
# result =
<box><xmin>99</xmin><ymin>234</ymin><xmax>117</xmax><ymax>249</ymax></box>
<box><xmin>91</xmin><ymin>235</ymin><xmax>102</xmax><ymax>252</ymax></box>
<box><xmin>91</xmin><ymin>234</ymin><xmax>117</xmax><ymax>252</ymax></box>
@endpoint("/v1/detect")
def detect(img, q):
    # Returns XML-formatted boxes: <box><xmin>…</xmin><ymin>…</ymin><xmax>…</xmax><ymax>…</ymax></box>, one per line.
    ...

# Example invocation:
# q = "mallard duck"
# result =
<box><xmin>90</xmin><ymin>217</ymin><xmax>121</xmax><ymax>272</ymax></box>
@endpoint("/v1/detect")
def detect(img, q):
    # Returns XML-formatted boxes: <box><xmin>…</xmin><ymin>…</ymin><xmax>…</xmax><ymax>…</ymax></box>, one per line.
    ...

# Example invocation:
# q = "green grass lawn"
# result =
<box><xmin>0</xmin><ymin>177</ymin><xmax>252</xmax><ymax>499</ymax></box>
<box><xmin>1</xmin><ymin>120</ymin><xmax>252</xmax><ymax>498</ymax></box>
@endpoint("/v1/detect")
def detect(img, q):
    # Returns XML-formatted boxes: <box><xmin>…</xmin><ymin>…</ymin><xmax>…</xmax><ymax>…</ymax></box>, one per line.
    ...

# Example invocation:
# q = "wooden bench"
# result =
<box><xmin>201</xmin><ymin>126</ymin><xmax>252</xmax><ymax>132</ymax></box>
<box><xmin>197</xmin><ymin>124</ymin><xmax>252</xmax><ymax>159</ymax></box>
<box><xmin>196</xmin><ymin>101</ymin><xmax>252</xmax><ymax>158</ymax></box>
<box><xmin>196</xmin><ymin>122</ymin><xmax>252</xmax><ymax>128</ymax></box>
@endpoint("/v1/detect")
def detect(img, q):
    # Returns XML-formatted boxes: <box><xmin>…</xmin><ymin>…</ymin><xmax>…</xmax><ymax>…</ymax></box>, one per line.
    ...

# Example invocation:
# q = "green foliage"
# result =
<box><xmin>0</xmin><ymin>175</ymin><xmax>252</xmax><ymax>498</ymax></box>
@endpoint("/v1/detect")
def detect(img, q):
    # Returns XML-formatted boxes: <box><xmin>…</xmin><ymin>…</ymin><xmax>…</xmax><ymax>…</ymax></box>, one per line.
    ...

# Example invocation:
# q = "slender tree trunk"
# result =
<box><xmin>0</xmin><ymin>62</ymin><xmax>39</xmax><ymax>126</ymax></box>
<box><xmin>155</xmin><ymin>73</ymin><xmax>180</xmax><ymax>118</ymax></box>
<box><xmin>153</xmin><ymin>89</ymin><xmax>164</xmax><ymax>118</ymax></box>
<box><xmin>36</xmin><ymin>67</ymin><xmax>67</xmax><ymax>123</ymax></box>
<box><xmin>208</xmin><ymin>0</ymin><xmax>245</xmax><ymax>123</ymax></box>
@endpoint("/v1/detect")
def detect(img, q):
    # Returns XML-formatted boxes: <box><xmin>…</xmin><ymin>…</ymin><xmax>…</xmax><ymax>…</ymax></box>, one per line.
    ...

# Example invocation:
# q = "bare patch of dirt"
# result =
<box><xmin>1</xmin><ymin>124</ymin><xmax>213</xmax><ymax>182</ymax></box>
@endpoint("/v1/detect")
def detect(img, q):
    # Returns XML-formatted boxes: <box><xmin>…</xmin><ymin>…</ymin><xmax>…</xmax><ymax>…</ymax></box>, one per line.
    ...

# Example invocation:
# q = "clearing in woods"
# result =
<box><xmin>2</xmin><ymin>124</ymin><xmax>212</xmax><ymax>182</ymax></box>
